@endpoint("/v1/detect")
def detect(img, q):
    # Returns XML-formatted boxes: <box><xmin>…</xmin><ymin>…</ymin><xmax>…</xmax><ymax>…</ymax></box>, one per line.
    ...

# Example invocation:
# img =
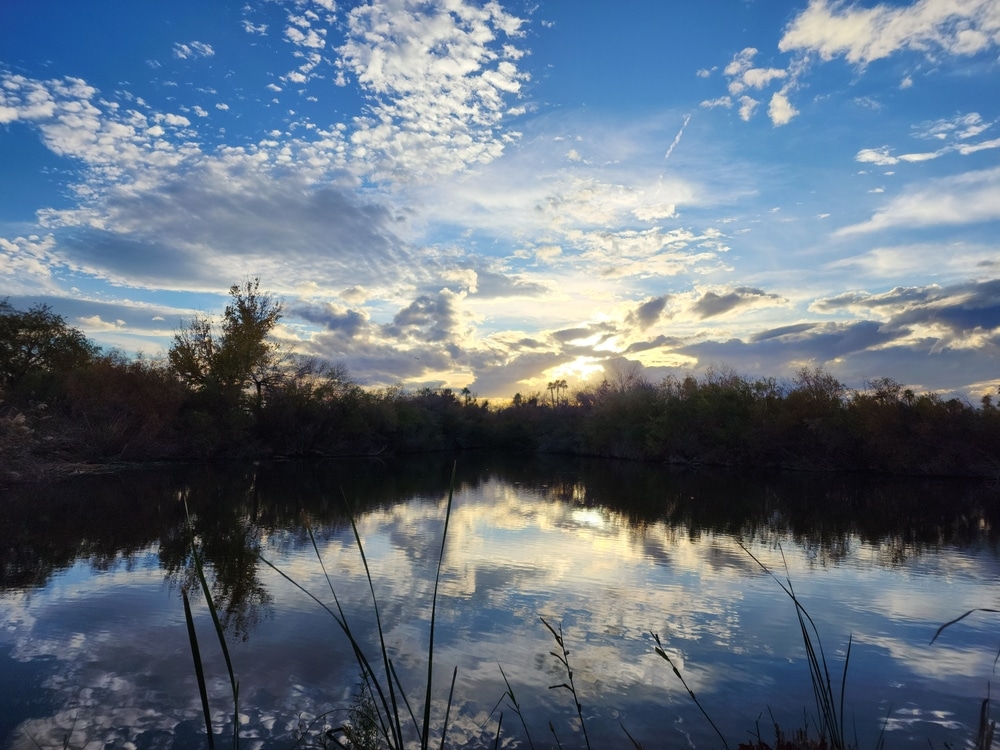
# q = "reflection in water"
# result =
<box><xmin>1</xmin><ymin>455</ymin><xmax>999</xmax><ymax>748</ymax></box>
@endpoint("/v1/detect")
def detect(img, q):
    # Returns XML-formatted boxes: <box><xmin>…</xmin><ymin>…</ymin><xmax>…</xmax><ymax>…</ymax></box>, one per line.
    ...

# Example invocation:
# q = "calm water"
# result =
<box><xmin>2</xmin><ymin>454</ymin><xmax>999</xmax><ymax>749</ymax></box>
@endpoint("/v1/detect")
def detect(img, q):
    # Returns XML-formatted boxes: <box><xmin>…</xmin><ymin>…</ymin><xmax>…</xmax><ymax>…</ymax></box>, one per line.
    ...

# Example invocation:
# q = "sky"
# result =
<box><xmin>1</xmin><ymin>0</ymin><xmax>999</xmax><ymax>400</ymax></box>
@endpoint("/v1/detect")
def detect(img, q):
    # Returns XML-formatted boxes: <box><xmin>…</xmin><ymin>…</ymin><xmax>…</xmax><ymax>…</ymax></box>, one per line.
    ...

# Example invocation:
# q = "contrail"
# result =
<box><xmin>664</xmin><ymin>114</ymin><xmax>691</xmax><ymax>161</ymax></box>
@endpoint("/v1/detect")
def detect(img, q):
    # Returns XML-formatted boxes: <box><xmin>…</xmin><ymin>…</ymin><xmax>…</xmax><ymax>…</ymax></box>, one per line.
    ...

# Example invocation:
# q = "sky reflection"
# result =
<box><xmin>1</xmin><ymin>462</ymin><xmax>998</xmax><ymax>748</ymax></box>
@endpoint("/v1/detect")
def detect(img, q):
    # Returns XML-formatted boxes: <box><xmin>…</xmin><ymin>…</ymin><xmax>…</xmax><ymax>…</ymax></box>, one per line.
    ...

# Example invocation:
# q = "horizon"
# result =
<box><xmin>1</xmin><ymin>0</ymin><xmax>998</xmax><ymax>400</ymax></box>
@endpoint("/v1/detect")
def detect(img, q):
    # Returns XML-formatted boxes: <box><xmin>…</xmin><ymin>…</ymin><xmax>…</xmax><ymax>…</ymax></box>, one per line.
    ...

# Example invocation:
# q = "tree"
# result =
<box><xmin>0</xmin><ymin>299</ymin><xmax>98</xmax><ymax>391</ymax></box>
<box><xmin>168</xmin><ymin>278</ymin><xmax>284</xmax><ymax>413</ymax></box>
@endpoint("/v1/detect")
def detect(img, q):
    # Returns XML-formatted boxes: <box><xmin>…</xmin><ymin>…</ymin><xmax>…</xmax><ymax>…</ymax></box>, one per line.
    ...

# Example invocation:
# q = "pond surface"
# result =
<box><xmin>2</xmin><ymin>454</ymin><xmax>1000</xmax><ymax>749</ymax></box>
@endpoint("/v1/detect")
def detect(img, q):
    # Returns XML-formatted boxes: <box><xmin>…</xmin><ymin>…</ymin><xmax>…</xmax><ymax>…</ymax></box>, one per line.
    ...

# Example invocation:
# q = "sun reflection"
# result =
<box><xmin>570</xmin><ymin>508</ymin><xmax>607</xmax><ymax>528</ymax></box>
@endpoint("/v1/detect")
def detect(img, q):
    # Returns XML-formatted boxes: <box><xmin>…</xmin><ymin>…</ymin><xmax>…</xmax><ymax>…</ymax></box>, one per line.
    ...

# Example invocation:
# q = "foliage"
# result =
<box><xmin>4</xmin><ymin>282</ymin><xmax>1000</xmax><ymax>480</ymax></box>
<box><xmin>0</xmin><ymin>298</ymin><xmax>99</xmax><ymax>393</ymax></box>
<box><xmin>168</xmin><ymin>277</ymin><xmax>284</xmax><ymax>414</ymax></box>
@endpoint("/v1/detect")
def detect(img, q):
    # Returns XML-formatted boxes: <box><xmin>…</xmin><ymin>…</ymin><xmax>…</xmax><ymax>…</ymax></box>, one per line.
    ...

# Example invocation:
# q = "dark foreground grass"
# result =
<box><xmin>178</xmin><ymin>474</ymin><xmax>996</xmax><ymax>750</ymax></box>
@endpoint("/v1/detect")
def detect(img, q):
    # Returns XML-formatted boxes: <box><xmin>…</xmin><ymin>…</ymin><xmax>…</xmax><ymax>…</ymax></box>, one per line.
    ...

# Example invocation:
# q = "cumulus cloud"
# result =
<box><xmin>724</xmin><ymin>48</ymin><xmax>787</xmax><ymax>95</ymax></box>
<box><xmin>738</xmin><ymin>96</ymin><xmax>759</xmax><ymax>121</ymax></box>
<box><xmin>626</xmin><ymin>295</ymin><xmax>670</xmax><ymax>330</ymax></box>
<box><xmin>386</xmin><ymin>289</ymin><xmax>468</xmax><ymax>344</ymax></box>
<box><xmin>709</xmin><ymin>1</ymin><xmax>1000</xmax><ymax>128</ymax></box>
<box><xmin>779</xmin><ymin>0</ymin><xmax>1000</xmax><ymax>65</ymax></box>
<box><xmin>692</xmin><ymin>287</ymin><xmax>785</xmax><ymax>319</ymax></box>
<box><xmin>173</xmin><ymin>41</ymin><xmax>215</xmax><ymax>59</ymax></box>
<box><xmin>334</xmin><ymin>0</ymin><xmax>529</xmax><ymax>177</ymax></box>
<box><xmin>767</xmin><ymin>90</ymin><xmax>798</xmax><ymax>126</ymax></box>
<box><xmin>0</xmin><ymin>235</ymin><xmax>60</xmax><ymax>294</ymax></box>
<box><xmin>808</xmin><ymin>280</ymin><xmax>1000</xmax><ymax>363</ymax></box>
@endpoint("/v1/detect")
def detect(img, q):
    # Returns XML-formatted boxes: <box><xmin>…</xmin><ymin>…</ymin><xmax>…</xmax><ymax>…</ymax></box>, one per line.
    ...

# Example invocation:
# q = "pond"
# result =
<box><xmin>2</xmin><ymin>454</ymin><xmax>999</xmax><ymax>749</ymax></box>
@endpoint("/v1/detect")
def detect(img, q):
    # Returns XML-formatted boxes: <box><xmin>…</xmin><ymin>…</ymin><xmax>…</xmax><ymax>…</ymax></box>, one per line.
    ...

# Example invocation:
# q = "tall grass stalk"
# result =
<box><xmin>494</xmin><ymin>662</ymin><xmax>535</xmax><ymax>749</ymax></box>
<box><xmin>540</xmin><ymin>617</ymin><xmax>592</xmax><ymax>750</ymax></box>
<box><xmin>650</xmin><ymin>631</ymin><xmax>729</xmax><ymax>750</ymax></box>
<box><xmin>258</xmin><ymin>463</ymin><xmax>458</xmax><ymax>750</ymax></box>
<box><xmin>181</xmin><ymin>494</ymin><xmax>241</xmax><ymax>749</ymax></box>
<box><xmin>739</xmin><ymin>542</ymin><xmax>853</xmax><ymax>750</ymax></box>
<box><xmin>930</xmin><ymin>608</ymin><xmax>1000</xmax><ymax>749</ymax></box>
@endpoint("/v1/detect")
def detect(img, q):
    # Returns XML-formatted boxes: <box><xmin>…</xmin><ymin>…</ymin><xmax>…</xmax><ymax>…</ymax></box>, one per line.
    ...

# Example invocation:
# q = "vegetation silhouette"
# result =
<box><xmin>2</xmin><ymin>282</ymin><xmax>999</xmax><ymax>485</ymax></box>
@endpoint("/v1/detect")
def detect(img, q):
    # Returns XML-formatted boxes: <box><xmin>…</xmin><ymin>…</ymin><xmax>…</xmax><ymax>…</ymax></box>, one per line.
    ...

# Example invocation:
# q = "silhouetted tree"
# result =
<box><xmin>0</xmin><ymin>299</ymin><xmax>98</xmax><ymax>391</ymax></box>
<box><xmin>168</xmin><ymin>278</ymin><xmax>284</xmax><ymax>414</ymax></box>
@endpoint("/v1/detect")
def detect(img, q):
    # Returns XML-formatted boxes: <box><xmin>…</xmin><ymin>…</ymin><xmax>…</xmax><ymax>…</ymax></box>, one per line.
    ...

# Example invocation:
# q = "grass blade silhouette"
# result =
<box><xmin>182</xmin><ymin>587</ymin><xmax>215</xmax><ymax>750</ymax></box>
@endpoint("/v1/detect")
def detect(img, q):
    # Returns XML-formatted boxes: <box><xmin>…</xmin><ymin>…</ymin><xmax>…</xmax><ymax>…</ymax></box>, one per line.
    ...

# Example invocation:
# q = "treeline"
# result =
<box><xmin>2</xmin><ymin>287</ymin><xmax>999</xmax><ymax>482</ymax></box>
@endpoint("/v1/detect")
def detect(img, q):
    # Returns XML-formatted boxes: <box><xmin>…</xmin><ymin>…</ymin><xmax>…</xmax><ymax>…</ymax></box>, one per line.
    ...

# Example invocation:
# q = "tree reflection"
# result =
<box><xmin>2</xmin><ymin>455</ymin><xmax>998</xmax><ymax>644</ymax></box>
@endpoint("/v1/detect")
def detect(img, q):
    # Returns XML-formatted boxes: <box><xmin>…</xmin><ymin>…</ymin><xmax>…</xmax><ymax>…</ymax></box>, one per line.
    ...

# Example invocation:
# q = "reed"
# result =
<box><xmin>180</xmin><ymin>494</ymin><xmax>241</xmax><ymax>749</ymax></box>
<box><xmin>930</xmin><ymin>608</ymin><xmax>999</xmax><ymax>750</ymax></box>
<box><xmin>739</xmin><ymin>542</ymin><xmax>856</xmax><ymax>750</ymax></box>
<box><xmin>540</xmin><ymin>616</ymin><xmax>592</xmax><ymax>750</ymax></box>
<box><xmin>258</xmin><ymin>463</ymin><xmax>458</xmax><ymax>750</ymax></box>
<box><xmin>177</xmin><ymin>475</ymin><xmax>994</xmax><ymax>750</ymax></box>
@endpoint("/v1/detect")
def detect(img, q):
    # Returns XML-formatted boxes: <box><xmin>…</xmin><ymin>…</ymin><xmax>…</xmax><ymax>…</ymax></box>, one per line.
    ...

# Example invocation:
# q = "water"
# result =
<box><xmin>1</xmin><ymin>454</ymin><xmax>999</xmax><ymax>749</ymax></box>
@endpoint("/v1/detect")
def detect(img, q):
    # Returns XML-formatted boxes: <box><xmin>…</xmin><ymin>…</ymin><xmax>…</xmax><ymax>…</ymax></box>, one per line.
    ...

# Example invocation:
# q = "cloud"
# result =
<box><xmin>854</xmin><ymin>114</ymin><xmax>998</xmax><ymax>166</ymax></box>
<box><xmin>293</xmin><ymin>302</ymin><xmax>371</xmax><ymax>339</ymax></box>
<box><xmin>813</xmin><ymin>280</ymin><xmax>1000</xmax><ymax>339</ymax></box>
<box><xmin>385</xmin><ymin>289</ymin><xmax>468</xmax><ymax>344</ymax></box>
<box><xmin>692</xmin><ymin>287</ymin><xmax>784</xmax><ymax>319</ymax></box>
<box><xmin>723</xmin><ymin>49</ymin><xmax>761</xmax><ymax>92</ymax></box>
<box><xmin>465</xmin><ymin>269</ymin><xmax>548</xmax><ymax>299</ymax></box>
<box><xmin>915</xmin><ymin>112</ymin><xmax>993</xmax><ymax>141</ymax></box>
<box><xmin>334</xmin><ymin>0</ymin><xmax>529</xmax><ymax>178</ymax></box>
<box><xmin>779</xmin><ymin>0</ymin><xmax>1000</xmax><ymax>65</ymax></box>
<box><xmin>242</xmin><ymin>21</ymin><xmax>268</xmax><ymax>35</ymax></box>
<box><xmin>173</xmin><ymin>41</ymin><xmax>215</xmax><ymax>59</ymax></box>
<box><xmin>838</xmin><ymin>167</ymin><xmax>1000</xmax><ymax>235</ymax></box>
<box><xmin>750</xmin><ymin>323</ymin><xmax>817</xmax><ymax>342</ymax></box>
<box><xmin>826</xmin><ymin>242</ymin><xmax>1000</xmax><ymax>280</ymax></box>
<box><xmin>678</xmin><ymin>319</ymin><xmax>902</xmax><ymax>378</ymax></box>
<box><xmin>0</xmin><ymin>235</ymin><xmax>59</xmax><ymax>294</ymax></box>
<box><xmin>626</xmin><ymin>295</ymin><xmax>670</xmax><ymax>330</ymax></box>
<box><xmin>738</xmin><ymin>96</ymin><xmax>759</xmax><ymax>121</ymax></box>
<box><xmin>711</xmin><ymin>2</ymin><xmax>1000</xmax><ymax>127</ymax></box>
<box><xmin>700</xmin><ymin>96</ymin><xmax>732</xmax><ymax>109</ymax></box>
<box><xmin>767</xmin><ymin>90</ymin><xmax>798</xmax><ymax>126</ymax></box>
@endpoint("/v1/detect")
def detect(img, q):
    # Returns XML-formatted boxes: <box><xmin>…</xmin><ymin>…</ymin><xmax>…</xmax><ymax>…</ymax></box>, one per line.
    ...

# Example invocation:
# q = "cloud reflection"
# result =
<box><xmin>3</xmin><ymin>466</ymin><xmax>1000</xmax><ymax>748</ymax></box>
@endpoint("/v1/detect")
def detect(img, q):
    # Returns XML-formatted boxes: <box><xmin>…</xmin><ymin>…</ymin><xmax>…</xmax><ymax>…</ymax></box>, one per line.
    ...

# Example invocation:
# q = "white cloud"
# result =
<box><xmin>700</xmin><ymin>96</ymin><xmax>732</xmax><ymax>109</ymax></box>
<box><xmin>826</xmin><ymin>243</ymin><xmax>1000</xmax><ymax>281</ymax></box>
<box><xmin>738</xmin><ymin>95</ymin><xmax>759</xmax><ymax>121</ymax></box>
<box><xmin>767</xmin><ymin>90</ymin><xmax>798</xmax><ymax>126</ymax></box>
<box><xmin>838</xmin><ymin>166</ymin><xmax>1000</xmax><ymax>235</ymax></box>
<box><xmin>779</xmin><ymin>0</ymin><xmax>1000</xmax><ymax>65</ymax></box>
<box><xmin>915</xmin><ymin>112</ymin><xmax>993</xmax><ymax>141</ymax></box>
<box><xmin>855</xmin><ymin>114</ymin><xmax>999</xmax><ymax>166</ymax></box>
<box><xmin>722</xmin><ymin>47</ymin><xmax>791</xmax><ymax>110</ymax></box>
<box><xmin>0</xmin><ymin>235</ymin><xmax>59</xmax><ymax>294</ymax></box>
<box><xmin>958</xmin><ymin>137</ymin><xmax>1000</xmax><ymax>155</ymax></box>
<box><xmin>172</xmin><ymin>41</ymin><xmax>215</xmax><ymax>59</ymax></box>
<box><xmin>285</xmin><ymin>26</ymin><xmax>326</xmax><ymax>49</ymax></box>
<box><xmin>334</xmin><ymin>0</ymin><xmax>529</xmax><ymax>178</ymax></box>
<box><xmin>78</xmin><ymin>315</ymin><xmax>125</xmax><ymax>331</ymax></box>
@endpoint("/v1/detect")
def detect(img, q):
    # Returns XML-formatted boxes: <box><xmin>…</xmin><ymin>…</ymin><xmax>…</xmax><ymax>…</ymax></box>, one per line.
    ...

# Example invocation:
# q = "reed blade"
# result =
<box><xmin>182</xmin><ymin>587</ymin><xmax>215</xmax><ymax>750</ymax></box>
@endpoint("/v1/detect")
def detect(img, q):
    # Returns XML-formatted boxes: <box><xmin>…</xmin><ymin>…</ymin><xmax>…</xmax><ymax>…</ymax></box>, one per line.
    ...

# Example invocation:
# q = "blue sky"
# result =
<box><xmin>1</xmin><ymin>0</ymin><xmax>998</xmax><ymax>399</ymax></box>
